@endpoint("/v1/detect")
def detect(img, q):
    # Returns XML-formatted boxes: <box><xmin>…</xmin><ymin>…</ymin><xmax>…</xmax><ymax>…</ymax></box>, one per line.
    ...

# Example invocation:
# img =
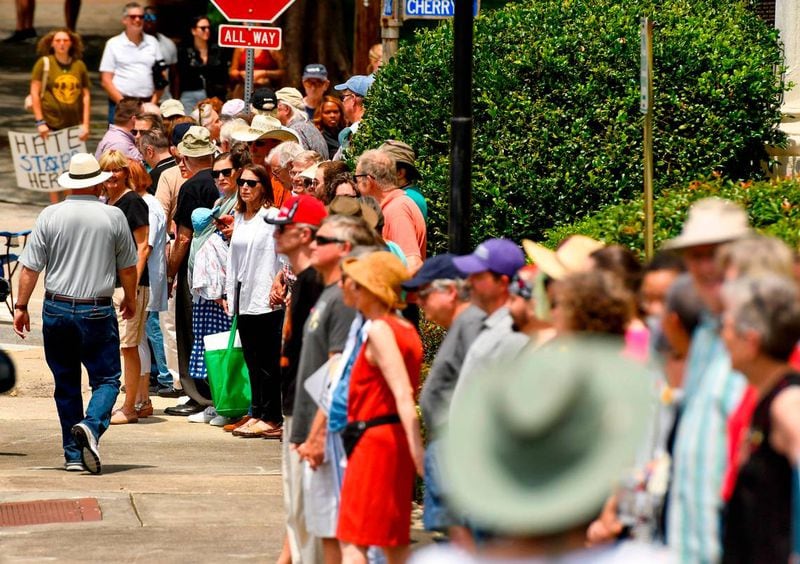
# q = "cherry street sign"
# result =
<box><xmin>218</xmin><ymin>25</ymin><xmax>282</xmax><ymax>49</ymax></box>
<box><xmin>210</xmin><ymin>0</ymin><xmax>296</xmax><ymax>23</ymax></box>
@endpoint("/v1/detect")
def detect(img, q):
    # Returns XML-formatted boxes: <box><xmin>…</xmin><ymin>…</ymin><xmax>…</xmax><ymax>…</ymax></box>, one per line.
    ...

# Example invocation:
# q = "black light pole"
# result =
<box><xmin>448</xmin><ymin>0</ymin><xmax>473</xmax><ymax>254</ymax></box>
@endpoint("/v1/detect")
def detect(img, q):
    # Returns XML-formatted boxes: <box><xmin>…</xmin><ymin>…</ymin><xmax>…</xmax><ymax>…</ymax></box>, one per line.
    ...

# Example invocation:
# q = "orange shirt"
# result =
<box><xmin>380</xmin><ymin>189</ymin><xmax>426</xmax><ymax>262</ymax></box>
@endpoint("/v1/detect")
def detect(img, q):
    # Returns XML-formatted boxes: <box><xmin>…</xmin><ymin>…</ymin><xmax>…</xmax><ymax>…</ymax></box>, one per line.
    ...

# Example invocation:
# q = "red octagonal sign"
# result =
<box><xmin>210</xmin><ymin>0</ymin><xmax>297</xmax><ymax>24</ymax></box>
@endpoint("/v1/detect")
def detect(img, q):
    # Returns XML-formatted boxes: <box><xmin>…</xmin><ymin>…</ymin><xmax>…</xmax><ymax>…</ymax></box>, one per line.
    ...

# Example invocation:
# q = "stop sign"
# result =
<box><xmin>210</xmin><ymin>0</ymin><xmax>297</xmax><ymax>23</ymax></box>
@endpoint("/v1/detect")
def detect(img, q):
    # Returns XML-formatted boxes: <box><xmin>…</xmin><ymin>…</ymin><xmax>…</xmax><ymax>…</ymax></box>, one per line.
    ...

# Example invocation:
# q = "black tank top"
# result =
<box><xmin>722</xmin><ymin>371</ymin><xmax>800</xmax><ymax>564</ymax></box>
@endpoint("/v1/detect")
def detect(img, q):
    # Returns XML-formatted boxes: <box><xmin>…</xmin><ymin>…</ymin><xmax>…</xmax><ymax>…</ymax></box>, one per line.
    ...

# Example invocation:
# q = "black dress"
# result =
<box><xmin>722</xmin><ymin>371</ymin><xmax>800</xmax><ymax>563</ymax></box>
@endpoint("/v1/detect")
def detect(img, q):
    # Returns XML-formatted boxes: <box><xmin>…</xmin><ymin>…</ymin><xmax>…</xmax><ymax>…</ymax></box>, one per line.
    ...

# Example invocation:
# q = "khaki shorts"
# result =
<box><xmin>113</xmin><ymin>286</ymin><xmax>149</xmax><ymax>348</ymax></box>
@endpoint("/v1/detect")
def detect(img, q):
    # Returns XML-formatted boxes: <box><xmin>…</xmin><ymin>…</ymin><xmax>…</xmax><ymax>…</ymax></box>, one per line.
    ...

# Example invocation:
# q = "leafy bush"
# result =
<box><xmin>353</xmin><ymin>0</ymin><xmax>786</xmax><ymax>253</ymax></box>
<box><xmin>542</xmin><ymin>176</ymin><xmax>800</xmax><ymax>255</ymax></box>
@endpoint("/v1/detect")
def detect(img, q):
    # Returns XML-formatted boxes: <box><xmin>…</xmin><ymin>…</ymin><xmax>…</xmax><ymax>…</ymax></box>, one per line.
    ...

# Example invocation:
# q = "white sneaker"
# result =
<box><xmin>209</xmin><ymin>414</ymin><xmax>233</xmax><ymax>427</ymax></box>
<box><xmin>188</xmin><ymin>406</ymin><xmax>217</xmax><ymax>423</ymax></box>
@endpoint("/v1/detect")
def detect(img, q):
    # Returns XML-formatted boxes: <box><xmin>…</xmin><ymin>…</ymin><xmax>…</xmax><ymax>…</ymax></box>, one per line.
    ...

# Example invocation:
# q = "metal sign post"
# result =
<box><xmin>244</xmin><ymin>23</ymin><xmax>255</xmax><ymax>110</ymax></box>
<box><xmin>641</xmin><ymin>17</ymin><xmax>654</xmax><ymax>260</ymax></box>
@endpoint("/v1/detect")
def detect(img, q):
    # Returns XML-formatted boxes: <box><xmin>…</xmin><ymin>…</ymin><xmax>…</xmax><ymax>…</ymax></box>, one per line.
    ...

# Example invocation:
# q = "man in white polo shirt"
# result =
<box><xmin>99</xmin><ymin>1</ymin><xmax>164</xmax><ymax>123</ymax></box>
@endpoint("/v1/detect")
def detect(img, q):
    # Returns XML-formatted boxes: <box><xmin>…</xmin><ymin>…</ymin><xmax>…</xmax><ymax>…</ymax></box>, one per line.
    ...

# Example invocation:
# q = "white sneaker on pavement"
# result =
<box><xmin>188</xmin><ymin>406</ymin><xmax>217</xmax><ymax>423</ymax></box>
<box><xmin>209</xmin><ymin>414</ymin><xmax>234</xmax><ymax>426</ymax></box>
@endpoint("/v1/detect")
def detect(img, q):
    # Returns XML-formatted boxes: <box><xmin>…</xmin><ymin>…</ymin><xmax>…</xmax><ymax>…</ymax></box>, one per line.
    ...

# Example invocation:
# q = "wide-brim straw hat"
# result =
<box><xmin>341</xmin><ymin>251</ymin><xmax>410</xmax><ymax>309</ymax></box>
<box><xmin>57</xmin><ymin>153</ymin><xmax>112</xmax><ymax>190</ymax></box>
<box><xmin>231</xmin><ymin>114</ymin><xmax>300</xmax><ymax>144</ymax></box>
<box><xmin>522</xmin><ymin>235</ymin><xmax>605</xmax><ymax>280</ymax></box>
<box><xmin>662</xmin><ymin>197</ymin><xmax>751</xmax><ymax>250</ymax></box>
<box><xmin>444</xmin><ymin>335</ymin><xmax>654</xmax><ymax>535</ymax></box>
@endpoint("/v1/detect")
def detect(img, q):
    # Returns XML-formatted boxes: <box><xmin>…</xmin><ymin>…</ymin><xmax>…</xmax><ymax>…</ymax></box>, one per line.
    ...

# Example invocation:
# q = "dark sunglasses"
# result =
<box><xmin>196</xmin><ymin>25</ymin><xmax>210</xmax><ymax>31</ymax></box>
<box><xmin>252</xmin><ymin>140</ymin><xmax>269</xmax><ymax>148</ymax></box>
<box><xmin>315</xmin><ymin>234</ymin><xmax>346</xmax><ymax>246</ymax></box>
<box><xmin>301</xmin><ymin>178</ymin><xmax>316</xmax><ymax>188</ymax></box>
<box><xmin>211</xmin><ymin>168</ymin><xmax>233</xmax><ymax>179</ymax></box>
<box><xmin>143</xmin><ymin>13</ymin><xmax>157</xmax><ymax>21</ymax></box>
<box><xmin>127</xmin><ymin>13</ymin><xmax>144</xmax><ymax>20</ymax></box>
<box><xmin>237</xmin><ymin>178</ymin><xmax>259</xmax><ymax>188</ymax></box>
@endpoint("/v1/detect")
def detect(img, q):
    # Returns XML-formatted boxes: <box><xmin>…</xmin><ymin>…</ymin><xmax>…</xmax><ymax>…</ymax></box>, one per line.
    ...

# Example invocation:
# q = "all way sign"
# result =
<box><xmin>218</xmin><ymin>25</ymin><xmax>282</xmax><ymax>49</ymax></box>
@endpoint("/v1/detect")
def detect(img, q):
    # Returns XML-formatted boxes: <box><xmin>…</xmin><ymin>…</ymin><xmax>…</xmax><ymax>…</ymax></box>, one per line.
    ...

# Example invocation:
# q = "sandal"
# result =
<box><xmin>135</xmin><ymin>400</ymin><xmax>153</xmax><ymax>418</ymax></box>
<box><xmin>110</xmin><ymin>408</ymin><xmax>139</xmax><ymax>425</ymax></box>
<box><xmin>232</xmin><ymin>419</ymin><xmax>273</xmax><ymax>438</ymax></box>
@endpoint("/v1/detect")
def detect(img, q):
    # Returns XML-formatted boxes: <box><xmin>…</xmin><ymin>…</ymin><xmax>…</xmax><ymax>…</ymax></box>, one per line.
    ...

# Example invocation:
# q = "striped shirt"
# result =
<box><xmin>667</xmin><ymin>315</ymin><xmax>745</xmax><ymax>562</ymax></box>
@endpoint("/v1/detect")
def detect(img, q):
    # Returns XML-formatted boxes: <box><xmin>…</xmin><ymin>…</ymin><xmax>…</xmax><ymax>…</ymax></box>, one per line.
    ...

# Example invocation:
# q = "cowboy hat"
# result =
<box><xmin>231</xmin><ymin>114</ymin><xmax>300</xmax><ymax>144</ymax></box>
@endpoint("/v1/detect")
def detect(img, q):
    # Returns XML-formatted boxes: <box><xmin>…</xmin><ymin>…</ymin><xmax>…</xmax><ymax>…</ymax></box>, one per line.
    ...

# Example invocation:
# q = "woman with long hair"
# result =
<box><xmin>226</xmin><ymin>164</ymin><xmax>285</xmax><ymax>438</ymax></box>
<box><xmin>30</xmin><ymin>28</ymin><xmax>90</xmax><ymax>203</ymax></box>
<box><xmin>174</xmin><ymin>15</ymin><xmax>229</xmax><ymax>112</ymax></box>
<box><xmin>313</xmin><ymin>96</ymin><xmax>346</xmax><ymax>159</ymax></box>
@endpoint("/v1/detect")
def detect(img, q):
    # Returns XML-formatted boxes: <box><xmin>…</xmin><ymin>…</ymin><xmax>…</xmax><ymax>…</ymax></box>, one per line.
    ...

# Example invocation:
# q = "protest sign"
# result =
<box><xmin>7</xmin><ymin>127</ymin><xmax>87</xmax><ymax>191</ymax></box>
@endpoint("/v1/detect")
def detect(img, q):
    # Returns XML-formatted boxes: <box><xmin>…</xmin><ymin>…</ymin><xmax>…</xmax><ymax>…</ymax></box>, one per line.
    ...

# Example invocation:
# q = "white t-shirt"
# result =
<box><xmin>142</xmin><ymin>193</ymin><xmax>167</xmax><ymax>311</ymax></box>
<box><xmin>226</xmin><ymin>207</ymin><xmax>281</xmax><ymax>315</ymax></box>
<box><xmin>99</xmin><ymin>32</ymin><xmax>163</xmax><ymax>98</ymax></box>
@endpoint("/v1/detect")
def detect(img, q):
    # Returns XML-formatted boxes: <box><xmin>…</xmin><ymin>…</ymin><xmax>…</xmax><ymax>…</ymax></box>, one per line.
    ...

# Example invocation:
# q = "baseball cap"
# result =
<box><xmin>453</xmin><ymin>238</ymin><xmax>526</xmax><ymax>278</ymax></box>
<box><xmin>302</xmin><ymin>64</ymin><xmax>328</xmax><ymax>81</ymax></box>
<box><xmin>220</xmin><ymin>98</ymin><xmax>245</xmax><ymax>117</ymax></box>
<box><xmin>171</xmin><ymin>122</ymin><xmax>193</xmax><ymax>147</ymax></box>
<box><xmin>276</xmin><ymin>87</ymin><xmax>306</xmax><ymax>113</ymax></box>
<box><xmin>402</xmin><ymin>254</ymin><xmax>463</xmax><ymax>290</ymax></box>
<box><xmin>265</xmin><ymin>195</ymin><xmax>328</xmax><ymax>227</ymax></box>
<box><xmin>160</xmin><ymin>98</ymin><xmax>185</xmax><ymax>118</ymax></box>
<box><xmin>250</xmin><ymin>87</ymin><xmax>278</xmax><ymax>113</ymax></box>
<box><xmin>334</xmin><ymin>75</ymin><xmax>375</xmax><ymax>97</ymax></box>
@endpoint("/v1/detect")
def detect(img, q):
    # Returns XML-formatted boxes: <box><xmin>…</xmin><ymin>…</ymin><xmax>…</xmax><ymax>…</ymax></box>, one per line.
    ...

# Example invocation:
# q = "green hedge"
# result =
<box><xmin>353</xmin><ymin>0</ymin><xmax>786</xmax><ymax>253</ymax></box>
<box><xmin>542</xmin><ymin>176</ymin><xmax>800</xmax><ymax>254</ymax></box>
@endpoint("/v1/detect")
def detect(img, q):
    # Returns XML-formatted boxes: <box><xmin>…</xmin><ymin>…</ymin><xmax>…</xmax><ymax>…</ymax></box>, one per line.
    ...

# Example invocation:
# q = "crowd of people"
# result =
<box><xmin>11</xmin><ymin>2</ymin><xmax>800</xmax><ymax>563</ymax></box>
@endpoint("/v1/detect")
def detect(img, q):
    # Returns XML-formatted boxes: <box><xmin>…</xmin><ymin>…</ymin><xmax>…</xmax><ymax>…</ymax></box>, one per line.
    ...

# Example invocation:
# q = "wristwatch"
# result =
<box><xmin>14</xmin><ymin>303</ymin><xmax>28</xmax><ymax>311</ymax></box>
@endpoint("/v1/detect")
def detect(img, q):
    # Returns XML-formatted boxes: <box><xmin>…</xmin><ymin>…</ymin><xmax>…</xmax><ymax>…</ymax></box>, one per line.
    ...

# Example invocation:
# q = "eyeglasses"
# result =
<box><xmin>353</xmin><ymin>173</ymin><xmax>372</xmax><ymax>183</ymax></box>
<box><xmin>143</xmin><ymin>13</ymin><xmax>157</xmax><ymax>21</ymax></box>
<box><xmin>127</xmin><ymin>13</ymin><xmax>144</xmax><ymax>20</ymax></box>
<box><xmin>211</xmin><ymin>168</ymin><xmax>233</xmax><ymax>179</ymax></box>
<box><xmin>131</xmin><ymin>128</ymin><xmax>147</xmax><ymax>136</ymax></box>
<box><xmin>252</xmin><ymin>140</ymin><xmax>269</xmax><ymax>148</ymax></box>
<box><xmin>237</xmin><ymin>178</ymin><xmax>259</xmax><ymax>188</ymax></box>
<box><xmin>196</xmin><ymin>26</ymin><xmax>210</xmax><ymax>31</ymax></box>
<box><xmin>301</xmin><ymin>178</ymin><xmax>318</xmax><ymax>189</ymax></box>
<box><xmin>315</xmin><ymin>234</ymin><xmax>346</xmax><ymax>246</ymax></box>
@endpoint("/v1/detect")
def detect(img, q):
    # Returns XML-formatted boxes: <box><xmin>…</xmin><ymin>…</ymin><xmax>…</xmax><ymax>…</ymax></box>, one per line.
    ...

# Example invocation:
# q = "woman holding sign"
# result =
<box><xmin>29</xmin><ymin>28</ymin><xmax>91</xmax><ymax>203</ymax></box>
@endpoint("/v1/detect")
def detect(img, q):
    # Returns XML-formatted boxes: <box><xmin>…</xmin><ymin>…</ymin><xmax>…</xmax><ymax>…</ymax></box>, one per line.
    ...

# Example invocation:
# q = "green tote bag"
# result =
<box><xmin>203</xmin><ymin>315</ymin><xmax>251</xmax><ymax>417</ymax></box>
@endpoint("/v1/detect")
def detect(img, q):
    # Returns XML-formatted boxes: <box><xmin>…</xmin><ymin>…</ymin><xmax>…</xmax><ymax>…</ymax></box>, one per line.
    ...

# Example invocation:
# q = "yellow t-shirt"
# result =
<box><xmin>31</xmin><ymin>55</ymin><xmax>90</xmax><ymax>130</ymax></box>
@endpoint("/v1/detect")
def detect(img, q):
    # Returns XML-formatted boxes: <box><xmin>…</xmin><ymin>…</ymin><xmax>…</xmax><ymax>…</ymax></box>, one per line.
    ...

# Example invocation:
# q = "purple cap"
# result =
<box><xmin>453</xmin><ymin>238</ymin><xmax>526</xmax><ymax>278</ymax></box>
<box><xmin>334</xmin><ymin>75</ymin><xmax>375</xmax><ymax>97</ymax></box>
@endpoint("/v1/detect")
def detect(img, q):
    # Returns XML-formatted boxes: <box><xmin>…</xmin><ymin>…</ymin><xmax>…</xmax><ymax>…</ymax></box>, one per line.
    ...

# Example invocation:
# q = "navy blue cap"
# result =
<box><xmin>171</xmin><ymin>122</ymin><xmax>193</xmax><ymax>147</ymax></box>
<box><xmin>402</xmin><ymin>253</ymin><xmax>463</xmax><ymax>290</ymax></box>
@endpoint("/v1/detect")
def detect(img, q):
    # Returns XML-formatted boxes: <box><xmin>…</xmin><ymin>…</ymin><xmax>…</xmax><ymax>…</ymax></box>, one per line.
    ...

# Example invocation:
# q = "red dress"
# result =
<box><xmin>337</xmin><ymin>315</ymin><xmax>422</xmax><ymax>547</ymax></box>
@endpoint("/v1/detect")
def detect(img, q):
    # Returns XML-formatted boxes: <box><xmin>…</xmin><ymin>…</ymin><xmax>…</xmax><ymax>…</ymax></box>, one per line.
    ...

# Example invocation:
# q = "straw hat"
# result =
<box><xmin>231</xmin><ymin>114</ymin><xmax>300</xmax><ymax>144</ymax></box>
<box><xmin>57</xmin><ymin>153</ymin><xmax>112</xmax><ymax>190</ymax></box>
<box><xmin>327</xmin><ymin>196</ymin><xmax>379</xmax><ymax>230</ymax></box>
<box><xmin>522</xmin><ymin>235</ymin><xmax>605</xmax><ymax>280</ymax></box>
<box><xmin>276</xmin><ymin>87</ymin><xmax>306</xmax><ymax>113</ymax></box>
<box><xmin>445</xmin><ymin>335</ymin><xmax>654</xmax><ymax>535</ymax></box>
<box><xmin>341</xmin><ymin>251</ymin><xmax>410</xmax><ymax>309</ymax></box>
<box><xmin>662</xmin><ymin>198</ymin><xmax>750</xmax><ymax>250</ymax></box>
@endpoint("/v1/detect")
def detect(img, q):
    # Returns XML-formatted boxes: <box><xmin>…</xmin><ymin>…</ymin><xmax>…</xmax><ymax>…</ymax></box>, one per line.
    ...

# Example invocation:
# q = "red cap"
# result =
<box><xmin>265</xmin><ymin>195</ymin><xmax>328</xmax><ymax>227</ymax></box>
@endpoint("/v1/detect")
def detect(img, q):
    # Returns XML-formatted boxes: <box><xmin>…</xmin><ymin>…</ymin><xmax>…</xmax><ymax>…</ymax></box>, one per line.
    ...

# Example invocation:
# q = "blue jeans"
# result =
<box><xmin>423</xmin><ymin>439</ymin><xmax>456</xmax><ymax>531</ymax></box>
<box><xmin>42</xmin><ymin>299</ymin><xmax>121</xmax><ymax>462</ymax></box>
<box><xmin>146</xmin><ymin>311</ymin><xmax>171</xmax><ymax>387</ymax></box>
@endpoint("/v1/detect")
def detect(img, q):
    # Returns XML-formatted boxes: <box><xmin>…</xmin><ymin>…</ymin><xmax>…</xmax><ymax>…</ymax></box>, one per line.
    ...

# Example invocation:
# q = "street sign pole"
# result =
<box><xmin>245</xmin><ymin>23</ymin><xmax>255</xmax><ymax>110</ymax></box>
<box><xmin>382</xmin><ymin>0</ymin><xmax>401</xmax><ymax>64</ymax></box>
<box><xmin>449</xmin><ymin>0</ymin><xmax>473</xmax><ymax>253</ymax></box>
<box><xmin>641</xmin><ymin>17</ymin><xmax>654</xmax><ymax>260</ymax></box>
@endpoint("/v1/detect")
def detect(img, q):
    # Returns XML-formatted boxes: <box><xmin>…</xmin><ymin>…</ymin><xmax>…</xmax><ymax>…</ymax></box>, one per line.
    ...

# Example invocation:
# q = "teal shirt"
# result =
<box><xmin>404</xmin><ymin>185</ymin><xmax>428</xmax><ymax>221</ymax></box>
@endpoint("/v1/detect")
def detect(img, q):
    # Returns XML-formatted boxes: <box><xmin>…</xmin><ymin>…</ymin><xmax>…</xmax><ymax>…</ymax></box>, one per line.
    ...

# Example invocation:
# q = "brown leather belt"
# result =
<box><xmin>45</xmin><ymin>292</ymin><xmax>112</xmax><ymax>306</ymax></box>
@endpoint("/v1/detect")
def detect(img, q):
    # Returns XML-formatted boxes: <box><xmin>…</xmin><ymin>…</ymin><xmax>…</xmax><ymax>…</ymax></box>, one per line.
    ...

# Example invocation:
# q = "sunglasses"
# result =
<box><xmin>301</xmin><ymin>178</ymin><xmax>318</xmax><ymax>188</ymax></box>
<box><xmin>127</xmin><ymin>13</ymin><xmax>144</xmax><ymax>20</ymax></box>
<box><xmin>196</xmin><ymin>25</ymin><xmax>210</xmax><ymax>31</ymax></box>
<box><xmin>315</xmin><ymin>234</ymin><xmax>346</xmax><ymax>246</ymax></box>
<box><xmin>237</xmin><ymin>178</ymin><xmax>259</xmax><ymax>188</ymax></box>
<box><xmin>131</xmin><ymin>129</ymin><xmax>146</xmax><ymax>136</ymax></box>
<box><xmin>143</xmin><ymin>13</ymin><xmax>157</xmax><ymax>21</ymax></box>
<box><xmin>211</xmin><ymin>168</ymin><xmax>233</xmax><ymax>179</ymax></box>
